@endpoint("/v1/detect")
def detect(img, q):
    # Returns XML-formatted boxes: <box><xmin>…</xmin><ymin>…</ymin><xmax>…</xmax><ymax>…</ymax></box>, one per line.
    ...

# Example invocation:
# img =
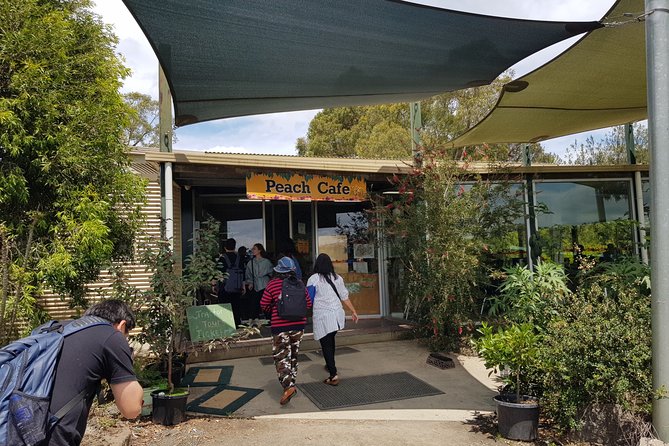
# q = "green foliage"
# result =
<box><xmin>297</xmin><ymin>73</ymin><xmax>558</xmax><ymax>162</ymax></box>
<box><xmin>375</xmin><ymin>156</ymin><xmax>526</xmax><ymax>350</ymax></box>
<box><xmin>473</xmin><ymin>322</ymin><xmax>541</xmax><ymax>401</ymax></box>
<box><xmin>123</xmin><ymin>92</ymin><xmax>159</xmax><ymax>147</ymax></box>
<box><xmin>489</xmin><ymin>262</ymin><xmax>571</xmax><ymax>328</ymax></box>
<box><xmin>138</xmin><ymin>218</ymin><xmax>257</xmax><ymax>393</ymax></box>
<box><xmin>564</xmin><ymin>123</ymin><xmax>649</xmax><ymax>165</ymax></box>
<box><xmin>0</xmin><ymin>0</ymin><xmax>146</xmax><ymax>339</ymax></box>
<box><xmin>535</xmin><ymin>259</ymin><xmax>651</xmax><ymax>431</ymax></box>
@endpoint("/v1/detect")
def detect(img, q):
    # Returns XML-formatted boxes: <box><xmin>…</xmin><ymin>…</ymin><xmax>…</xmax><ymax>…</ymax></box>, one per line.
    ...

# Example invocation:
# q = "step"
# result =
<box><xmin>188</xmin><ymin>319</ymin><xmax>414</xmax><ymax>364</ymax></box>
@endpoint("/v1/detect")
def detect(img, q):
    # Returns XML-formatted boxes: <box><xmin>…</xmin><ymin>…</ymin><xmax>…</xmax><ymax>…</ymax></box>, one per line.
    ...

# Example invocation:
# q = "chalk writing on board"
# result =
<box><xmin>186</xmin><ymin>303</ymin><xmax>236</xmax><ymax>342</ymax></box>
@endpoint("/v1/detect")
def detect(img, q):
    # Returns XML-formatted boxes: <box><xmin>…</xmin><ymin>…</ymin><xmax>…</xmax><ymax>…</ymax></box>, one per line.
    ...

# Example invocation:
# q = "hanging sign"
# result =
<box><xmin>246</xmin><ymin>173</ymin><xmax>366</xmax><ymax>201</ymax></box>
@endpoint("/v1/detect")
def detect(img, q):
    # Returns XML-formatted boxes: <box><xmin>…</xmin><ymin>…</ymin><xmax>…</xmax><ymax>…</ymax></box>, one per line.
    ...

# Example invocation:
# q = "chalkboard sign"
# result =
<box><xmin>186</xmin><ymin>303</ymin><xmax>236</xmax><ymax>342</ymax></box>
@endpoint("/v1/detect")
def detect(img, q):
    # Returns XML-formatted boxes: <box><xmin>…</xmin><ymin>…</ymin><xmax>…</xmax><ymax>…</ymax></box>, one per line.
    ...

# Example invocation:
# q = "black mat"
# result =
<box><xmin>298</xmin><ymin>372</ymin><xmax>444</xmax><ymax>410</ymax></box>
<box><xmin>258</xmin><ymin>353</ymin><xmax>312</xmax><ymax>366</ymax></box>
<box><xmin>311</xmin><ymin>346</ymin><xmax>360</xmax><ymax>357</ymax></box>
<box><xmin>181</xmin><ymin>366</ymin><xmax>233</xmax><ymax>387</ymax></box>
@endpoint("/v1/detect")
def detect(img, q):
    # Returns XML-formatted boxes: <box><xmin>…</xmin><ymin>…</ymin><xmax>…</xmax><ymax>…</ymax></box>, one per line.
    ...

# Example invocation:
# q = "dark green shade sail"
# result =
<box><xmin>121</xmin><ymin>0</ymin><xmax>601</xmax><ymax>126</ymax></box>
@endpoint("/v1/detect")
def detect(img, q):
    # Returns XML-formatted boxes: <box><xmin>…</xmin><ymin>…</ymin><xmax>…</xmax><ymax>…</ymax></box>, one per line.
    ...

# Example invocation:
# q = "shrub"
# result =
<box><xmin>488</xmin><ymin>261</ymin><xmax>571</xmax><ymax>329</ymax></box>
<box><xmin>473</xmin><ymin>322</ymin><xmax>541</xmax><ymax>401</ymax></box>
<box><xmin>537</xmin><ymin>259</ymin><xmax>651</xmax><ymax>431</ymax></box>
<box><xmin>374</xmin><ymin>155</ymin><xmax>525</xmax><ymax>351</ymax></box>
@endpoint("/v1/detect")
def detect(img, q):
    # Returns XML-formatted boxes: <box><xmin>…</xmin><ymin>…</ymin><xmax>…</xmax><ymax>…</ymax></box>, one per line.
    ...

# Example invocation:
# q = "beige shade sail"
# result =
<box><xmin>448</xmin><ymin>0</ymin><xmax>646</xmax><ymax>148</ymax></box>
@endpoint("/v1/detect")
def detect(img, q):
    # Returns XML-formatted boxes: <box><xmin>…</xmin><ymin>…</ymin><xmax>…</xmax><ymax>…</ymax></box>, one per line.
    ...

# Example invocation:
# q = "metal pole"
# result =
<box><xmin>627</xmin><ymin>123</ymin><xmax>649</xmax><ymax>264</ymax></box>
<box><xmin>159</xmin><ymin>65</ymin><xmax>174</xmax><ymax>249</ymax></box>
<box><xmin>635</xmin><ymin>171</ymin><xmax>649</xmax><ymax>264</ymax></box>
<box><xmin>410</xmin><ymin>102</ymin><xmax>422</xmax><ymax>168</ymax></box>
<box><xmin>646</xmin><ymin>0</ymin><xmax>669</xmax><ymax>439</ymax></box>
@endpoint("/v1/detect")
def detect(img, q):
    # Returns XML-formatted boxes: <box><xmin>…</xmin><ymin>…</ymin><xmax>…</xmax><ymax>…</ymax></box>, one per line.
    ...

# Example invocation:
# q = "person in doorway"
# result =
<box><xmin>244</xmin><ymin>243</ymin><xmax>274</xmax><ymax>327</ymax></box>
<box><xmin>307</xmin><ymin>253</ymin><xmax>359</xmax><ymax>386</ymax></box>
<box><xmin>216</xmin><ymin>238</ymin><xmax>244</xmax><ymax>327</ymax></box>
<box><xmin>260</xmin><ymin>257</ymin><xmax>312</xmax><ymax>405</ymax></box>
<box><xmin>279</xmin><ymin>238</ymin><xmax>303</xmax><ymax>281</ymax></box>
<box><xmin>46</xmin><ymin>299</ymin><xmax>143</xmax><ymax>445</ymax></box>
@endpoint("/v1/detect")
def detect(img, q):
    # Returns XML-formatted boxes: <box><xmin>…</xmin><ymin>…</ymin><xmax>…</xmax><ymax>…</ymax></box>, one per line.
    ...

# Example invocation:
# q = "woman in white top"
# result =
<box><xmin>307</xmin><ymin>253</ymin><xmax>358</xmax><ymax>385</ymax></box>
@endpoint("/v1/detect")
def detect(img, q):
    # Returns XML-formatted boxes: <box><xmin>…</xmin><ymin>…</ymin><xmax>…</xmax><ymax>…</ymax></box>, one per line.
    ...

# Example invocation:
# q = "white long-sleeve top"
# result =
<box><xmin>307</xmin><ymin>273</ymin><xmax>349</xmax><ymax>341</ymax></box>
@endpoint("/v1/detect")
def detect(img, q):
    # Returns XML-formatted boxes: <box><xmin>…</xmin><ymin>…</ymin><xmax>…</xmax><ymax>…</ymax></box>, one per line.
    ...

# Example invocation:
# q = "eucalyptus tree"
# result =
<box><xmin>0</xmin><ymin>0</ymin><xmax>146</xmax><ymax>339</ymax></box>
<box><xmin>296</xmin><ymin>73</ymin><xmax>559</xmax><ymax>163</ymax></box>
<box><xmin>123</xmin><ymin>92</ymin><xmax>160</xmax><ymax>147</ymax></box>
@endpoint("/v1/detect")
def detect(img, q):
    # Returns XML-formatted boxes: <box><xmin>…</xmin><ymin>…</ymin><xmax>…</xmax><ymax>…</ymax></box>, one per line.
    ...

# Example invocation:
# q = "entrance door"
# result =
<box><xmin>316</xmin><ymin>201</ymin><xmax>380</xmax><ymax>316</ymax></box>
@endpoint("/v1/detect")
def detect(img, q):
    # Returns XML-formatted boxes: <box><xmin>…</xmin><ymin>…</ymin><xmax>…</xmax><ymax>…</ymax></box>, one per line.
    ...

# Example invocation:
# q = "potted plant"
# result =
<box><xmin>473</xmin><ymin>322</ymin><xmax>541</xmax><ymax>441</ymax></box>
<box><xmin>138</xmin><ymin>218</ymin><xmax>257</xmax><ymax>424</ymax></box>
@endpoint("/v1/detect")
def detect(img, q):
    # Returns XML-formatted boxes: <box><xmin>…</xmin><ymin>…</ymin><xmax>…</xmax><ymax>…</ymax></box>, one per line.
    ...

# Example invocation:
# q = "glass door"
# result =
<box><xmin>316</xmin><ymin>201</ymin><xmax>380</xmax><ymax>316</ymax></box>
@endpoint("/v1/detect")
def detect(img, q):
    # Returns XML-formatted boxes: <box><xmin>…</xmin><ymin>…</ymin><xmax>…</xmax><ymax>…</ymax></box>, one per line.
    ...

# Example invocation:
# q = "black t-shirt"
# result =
<box><xmin>46</xmin><ymin>324</ymin><xmax>137</xmax><ymax>445</ymax></box>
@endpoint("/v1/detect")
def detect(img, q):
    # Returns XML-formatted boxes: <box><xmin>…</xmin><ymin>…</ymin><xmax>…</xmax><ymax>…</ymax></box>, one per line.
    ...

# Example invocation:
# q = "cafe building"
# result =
<box><xmin>113</xmin><ymin>148</ymin><xmax>649</xmax><ymax>324</ymax></box>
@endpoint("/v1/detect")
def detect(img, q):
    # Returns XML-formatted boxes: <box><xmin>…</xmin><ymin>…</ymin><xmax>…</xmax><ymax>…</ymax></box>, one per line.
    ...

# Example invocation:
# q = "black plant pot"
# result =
<box><xmin>494</xmin><ymin>394</ymin><xmax>540</xmax><ymax>441</ymax></box>
<box><xmin>151</xmin><ymin>389</ymin><xmax>189</xmax><ymax>425</ymax></box>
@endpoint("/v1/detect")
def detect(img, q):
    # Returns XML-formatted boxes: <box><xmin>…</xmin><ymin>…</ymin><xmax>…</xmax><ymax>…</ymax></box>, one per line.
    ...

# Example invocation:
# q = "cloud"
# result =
<box><xmin>174</xmin><ymin>110</ymin><xmax>320</xmax><ymax>155</ymax></box>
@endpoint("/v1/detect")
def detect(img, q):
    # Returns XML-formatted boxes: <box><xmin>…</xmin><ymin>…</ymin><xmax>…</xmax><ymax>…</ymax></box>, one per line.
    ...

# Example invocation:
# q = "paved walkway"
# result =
<box><xmin>187</xmin><ymin>338</ymin><xmax>499</xmax><ymax>422</ymax></box>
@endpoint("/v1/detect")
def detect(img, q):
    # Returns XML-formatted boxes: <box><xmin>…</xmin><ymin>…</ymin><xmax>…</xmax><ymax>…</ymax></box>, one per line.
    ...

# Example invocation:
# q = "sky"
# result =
<box><xmin>92</xmin><ymin>0</ymin><xmax>619</xmax><ymax>159</ymax></box>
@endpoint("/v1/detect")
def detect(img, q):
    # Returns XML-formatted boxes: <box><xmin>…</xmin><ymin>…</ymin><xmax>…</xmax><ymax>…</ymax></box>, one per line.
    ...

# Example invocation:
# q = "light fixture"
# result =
<box><xmin>238</xmin><ymin>198</ymin><xmax>263</xmax><ymax>202</ymax></box>
<box><xmin>382</xmin><ymin>191</ymin><xmax>400</xmax><ymax>195</ymax></box>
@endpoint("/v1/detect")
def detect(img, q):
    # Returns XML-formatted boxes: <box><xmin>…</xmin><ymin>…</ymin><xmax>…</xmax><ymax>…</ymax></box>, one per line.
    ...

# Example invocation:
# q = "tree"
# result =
<box><xmin>296</xmin><ymin>73</ymin><xmax>559</xmax><ymax>163</ymax></box>
<box><xmin>0</xmin><ymin>0</ymin><xmax>146</xmax><ymax>341</ymax></box>
<box><xmin>373</xmin><ymin>154</ymin><xmax>527</xmax><ymax>351</ymax></box>
<box><xmin>563</xmin><ymin>123</ymin><xmax>649</xmax><ymax>165</ymax></box>
<box><xmin>123</xmin><ymin>92</ymin><xmax>159</xmax><ymax>147</ymax></box>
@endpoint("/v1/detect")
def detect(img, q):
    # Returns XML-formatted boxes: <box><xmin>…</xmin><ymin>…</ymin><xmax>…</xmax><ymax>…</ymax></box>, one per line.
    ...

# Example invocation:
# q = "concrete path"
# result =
<box><xmin>187</xmin><ymin>339</ymin><xmax>499</xmax><ymax>422</ymax></box>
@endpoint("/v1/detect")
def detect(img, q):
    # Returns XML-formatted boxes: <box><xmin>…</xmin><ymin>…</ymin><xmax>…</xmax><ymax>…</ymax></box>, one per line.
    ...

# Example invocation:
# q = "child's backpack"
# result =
<box><xmin>277</xmin><ymin>276</ymin><xmax>308</xmax><ymax>321</ymax></box>
<box><xmin>0</xmin><ymin>316</ymin><xmax>110</xmax><ymax>445</ymax></box>
<box><xmin>223</xmin><ymin>254</ymin><xmax>245</xmax><ymax>293</ymax></box>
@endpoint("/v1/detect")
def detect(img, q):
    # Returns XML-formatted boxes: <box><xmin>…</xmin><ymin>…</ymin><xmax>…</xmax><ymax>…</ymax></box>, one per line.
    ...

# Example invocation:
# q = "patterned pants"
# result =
<box><xmin>272</xmin><ymin>330</ymin><xmax>304</xmax><ymax>389</ymax></box>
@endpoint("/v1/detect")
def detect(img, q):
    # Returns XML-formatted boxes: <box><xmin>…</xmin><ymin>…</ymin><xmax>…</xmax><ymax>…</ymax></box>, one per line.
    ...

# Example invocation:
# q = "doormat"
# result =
<box><xmin>186</xmin><ymin>385</ymin><xmax>263</xmax><ymax>416</ymax></box>
<box><xmin>311</xmin><ymin>346</ymin><xmax>360</xmax><ymax>357</ymax></box>
<box><xmin>258</xmin><ymin>353</ymin><xmax>312</xmax><ymax>366</ymax></box>
<box><xmin>181</xmin><ymin>366</ymin><xmax>234</xmax><ymax>387</ymax></box>
<box><xmin>298</xmin><ymin>372</ymin><xmax>443</xmax><ymax>410</ymax></box>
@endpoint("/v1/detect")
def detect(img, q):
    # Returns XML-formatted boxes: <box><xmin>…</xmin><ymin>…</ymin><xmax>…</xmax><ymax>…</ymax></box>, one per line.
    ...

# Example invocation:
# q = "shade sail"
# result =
<box><xmin>447</xmin><ymin>0</ymin><xmax>646</xmax><ymax>148</ymax></box>
<box><xmin>121</xmin><ymin>0</ymin><xmax>600</xmax><ymax>126</ymax></box>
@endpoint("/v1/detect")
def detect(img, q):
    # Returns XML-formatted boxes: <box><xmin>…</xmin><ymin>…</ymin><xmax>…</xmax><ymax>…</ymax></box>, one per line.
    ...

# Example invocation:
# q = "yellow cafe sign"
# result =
<box><xmin>246</xmin><ymin>173</ymin><xmax>366</xmax><ymax>201</ymax></box>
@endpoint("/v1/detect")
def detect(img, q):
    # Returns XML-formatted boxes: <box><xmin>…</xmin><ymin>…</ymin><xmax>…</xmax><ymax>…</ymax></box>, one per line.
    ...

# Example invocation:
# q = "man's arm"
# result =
<box><xmin>110</xmin><ymin>380</ymin><xmax>143</xmax><ymax>419</ymax></box>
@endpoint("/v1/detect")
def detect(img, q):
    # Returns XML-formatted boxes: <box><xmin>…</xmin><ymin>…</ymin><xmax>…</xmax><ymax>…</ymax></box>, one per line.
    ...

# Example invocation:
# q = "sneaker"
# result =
<box><xmin>280</xmin><ymin>386</ymin><xmax>297</xmax><ymax>405</ymax></box>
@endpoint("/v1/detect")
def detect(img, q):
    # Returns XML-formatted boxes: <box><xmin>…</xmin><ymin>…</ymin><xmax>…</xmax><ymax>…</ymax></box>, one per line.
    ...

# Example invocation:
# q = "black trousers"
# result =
<box><xmin>219</xmin><ymin>291</ymin><xmax>242</xmax><ymax>326</ymax></box>
<box><xmin>244</xmin><ymin>289</ymin><xmax>264</xmax><ymax>320</ymax></box>
<box><xmin>319</xmin><ymin>331</ymin><xmax>338</xmax><ymax>377</ymax></box>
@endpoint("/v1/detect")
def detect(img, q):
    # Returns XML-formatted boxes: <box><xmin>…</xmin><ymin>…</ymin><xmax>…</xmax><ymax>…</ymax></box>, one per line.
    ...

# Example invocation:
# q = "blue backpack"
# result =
<box><xmin>222</xmin><ymin>254</ymin><xmax>245</xmax><ymax>293</ymax></box>
<box><xmin>0</xmin><ymin>316</ymin><xmax>110</xmax><ymax>445</ymax></box>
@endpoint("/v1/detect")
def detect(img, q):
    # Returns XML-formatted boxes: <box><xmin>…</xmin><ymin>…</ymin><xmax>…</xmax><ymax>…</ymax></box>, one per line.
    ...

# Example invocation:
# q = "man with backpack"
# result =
<box><xmin>259</xmin><ymin>257</ymin><xmax>311</xmax><ymax>405</ymax></box>
<box><xmin>0</xmin><ymin>299</ymin><xmax>143</xmax><ymax>445</ymax></box>
<box><xmin>217</xmin><ymin>238</ymin><xmax>245</xmax><ymax>327</ymax></box>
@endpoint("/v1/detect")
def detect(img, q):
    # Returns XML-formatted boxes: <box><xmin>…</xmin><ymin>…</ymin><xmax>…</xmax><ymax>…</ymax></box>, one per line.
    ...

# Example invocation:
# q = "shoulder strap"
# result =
<box><xmin>62</xmin><ymin>315</ymin><xmax>111</xmax><ymax>337</ymax></box>
<box><xmin>223</xmin><ymin>254</ymin><xmax>232</xmax><ymax>269</ymax></box>
<box><xmin>323</xmin><ymin>274</ymin><xmax>341</xmax><ymax>299</ymax></box>
<box><xmin>53</xmin><ymin>388</ymin><xmax>88</xmax><ymax>421</ymax></box>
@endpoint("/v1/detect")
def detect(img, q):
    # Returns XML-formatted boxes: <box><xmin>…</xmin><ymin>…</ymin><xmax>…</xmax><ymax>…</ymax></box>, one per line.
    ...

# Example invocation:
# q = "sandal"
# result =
<box><xmin>323</xmin><ymin>375</ymin><xmax>339</xmax><ymax>386</ymax></box>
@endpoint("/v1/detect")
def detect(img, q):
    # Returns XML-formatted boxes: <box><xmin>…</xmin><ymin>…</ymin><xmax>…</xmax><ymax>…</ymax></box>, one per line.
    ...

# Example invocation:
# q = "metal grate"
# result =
<box><xmin>298</xmin><ymin>372</ymin><xmax>443</xmax><ymax>410</ymax></box>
